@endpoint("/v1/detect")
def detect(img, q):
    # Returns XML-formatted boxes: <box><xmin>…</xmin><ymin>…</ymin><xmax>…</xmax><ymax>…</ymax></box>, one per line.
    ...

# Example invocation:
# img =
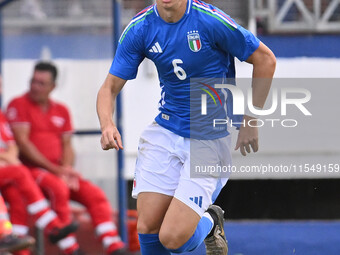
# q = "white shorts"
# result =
<box><xmin>132</xmin><ymin>122</ymin><xmax>232</xmax><ymax>216</ymax></box>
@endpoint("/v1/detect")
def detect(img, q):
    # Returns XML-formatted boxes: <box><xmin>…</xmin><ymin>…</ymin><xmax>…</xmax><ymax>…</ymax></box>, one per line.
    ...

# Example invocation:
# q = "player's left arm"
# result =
<box><xmin>235</xmin><ymin>42</ymin><xmax>276</xmax><ymax>156</ymax></box>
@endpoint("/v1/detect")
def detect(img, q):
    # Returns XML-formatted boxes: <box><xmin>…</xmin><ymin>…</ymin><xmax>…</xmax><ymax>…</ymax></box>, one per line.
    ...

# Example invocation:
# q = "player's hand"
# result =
<box><xmin>235</xmin><ymin>115</ymin><xmax>259</xmax><ymax>156</ymax></box>
<box><xmin>100</xmin><ymin>122</ymin><xmax>123</xmax><ymax>151</ymax></box>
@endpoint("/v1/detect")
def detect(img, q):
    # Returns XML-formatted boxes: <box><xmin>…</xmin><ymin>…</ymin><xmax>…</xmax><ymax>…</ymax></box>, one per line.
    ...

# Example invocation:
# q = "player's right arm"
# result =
<box><xmin>97</xmin><ymin>14</ymin><xmax>144</xmax><ymax>151</ymax></box>
<box><xmin>97</xmin><ymin>74</ymin><xmax>127</xmax><ymax>151</ymax></box>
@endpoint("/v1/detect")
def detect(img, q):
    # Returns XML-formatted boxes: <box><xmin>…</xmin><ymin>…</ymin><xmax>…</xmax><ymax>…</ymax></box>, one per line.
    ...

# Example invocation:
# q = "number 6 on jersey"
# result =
<box><xmin>172</xmin><ymin>59</ymin><xmax>187</xmax><ymax>80</ymax></box>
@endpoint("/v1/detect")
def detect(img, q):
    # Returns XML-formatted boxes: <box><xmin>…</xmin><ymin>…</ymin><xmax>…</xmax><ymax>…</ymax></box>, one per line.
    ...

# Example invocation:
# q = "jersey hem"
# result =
<box><xmin>155</xmin><ymin>116</ymin><xmax>230</xmax><ymax>140</ymax></box>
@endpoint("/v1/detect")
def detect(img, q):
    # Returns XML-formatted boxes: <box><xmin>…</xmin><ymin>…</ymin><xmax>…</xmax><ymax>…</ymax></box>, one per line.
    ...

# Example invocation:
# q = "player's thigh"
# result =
<box><xmin>157</xmin><ymin>136</ymin><xmax>232</xmax><ymax>247</ymax></box>
<box><xmin>133</xmin><ymin>124</ymin><xmax>184</xmax><ymax>234</ymax></box>
<box><xmin>137</xmin><ymin>192</ymin><xmax>173</xmax><ymax>234</ymax></box>
<box><xmin>159</xmin><ymin>197</ymin><xmax>200</xmax><ymax>249</ymax></box>
<box><xmin>158</xmin><ymin>175</ymin><xmax>225</xmax><ymax>249</ymax></box>
<box><xmin>181</xmin><ymin>136</ymin><xmax>232</xmax><ymax>212</ymax></box>
<box><xmin>132</xmin><ymin>123</ymin><xmax>183</xmax><ymax>199</ymax></box>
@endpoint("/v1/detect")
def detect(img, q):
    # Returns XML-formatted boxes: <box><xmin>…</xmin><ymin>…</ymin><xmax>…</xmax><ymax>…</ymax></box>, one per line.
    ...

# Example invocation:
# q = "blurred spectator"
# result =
<box><xmin>6</xmin><ymin>62</ymin><xmax>127</xmax><ymax>255</ymax></box>
<box><xmin>68</xmin><ymin>0</ymin><xmax>85</xmax><ymax>17</ymax></box>
<box><xmin>0</xmin><ymin>108</ymin><xmax>78</xmax><ymax>255</ymax></box>
<box><xmin>21</xmin><ymin>0</ymin><xmax>85</xmax><ymax>19</ymax></box>
<box><xmin>124</xmin><ymin>0</ymin><xmax>153</xmax><ymax>12</ymax></box>
<box><xmin>0</xmin><ymin>194</ymin><xmax>35</xmax><ymax>253</ymax></box>
<box><xmin>21</xmin><ymin>0</ymin><xmax>46</xmax><ymax>19</ymax></box>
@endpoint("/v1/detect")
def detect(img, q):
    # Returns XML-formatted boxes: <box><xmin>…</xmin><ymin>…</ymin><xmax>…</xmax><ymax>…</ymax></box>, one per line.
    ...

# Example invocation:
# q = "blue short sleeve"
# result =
<box><xmin>109</xmin><ymin>25</ymin><xmax>145</xmax><ymax>80</ymax></box>
<box><xmin>210</xmin><ymin>8</ymin><xmax>260</xmax><ymax>61</ymax></box>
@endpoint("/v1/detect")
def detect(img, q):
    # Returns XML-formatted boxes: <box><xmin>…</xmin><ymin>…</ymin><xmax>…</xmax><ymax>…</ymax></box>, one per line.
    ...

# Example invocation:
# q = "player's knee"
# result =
<box><xmin>159</xmin><ymin>229</ymin><xmax>185</xmax><ymax>250</ymax></box>
<box><xmin>137</xmin><ymin>218</ymin><xmax>160</xmax><ymax>234</ymax></box>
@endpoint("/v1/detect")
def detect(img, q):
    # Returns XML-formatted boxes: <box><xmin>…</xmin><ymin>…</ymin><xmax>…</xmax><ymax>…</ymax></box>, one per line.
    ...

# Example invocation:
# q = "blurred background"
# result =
<box><xmin>0</xmin><ymin>0</ymin><xmax>339</xmax><ymax>254</ymax></box>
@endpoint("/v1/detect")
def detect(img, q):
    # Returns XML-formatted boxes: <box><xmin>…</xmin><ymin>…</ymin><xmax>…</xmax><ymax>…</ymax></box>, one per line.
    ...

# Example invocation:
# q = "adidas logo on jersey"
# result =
<box><xmin>149</xmin><ymin>42</ymin><xmax>163</xmax><ymax>53</ymax></box>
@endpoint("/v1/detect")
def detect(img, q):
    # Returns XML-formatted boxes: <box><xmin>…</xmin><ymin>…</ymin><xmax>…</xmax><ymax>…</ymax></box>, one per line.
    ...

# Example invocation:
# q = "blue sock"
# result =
<box><xmin>138</xmin><ymin>233</ymin><xmax>171</xmax><ymax>255</ymax></box>
<box><xmin>169</xmin><ymin>213</ymin><xmax>214</xmax><ymax>253</ymax></box>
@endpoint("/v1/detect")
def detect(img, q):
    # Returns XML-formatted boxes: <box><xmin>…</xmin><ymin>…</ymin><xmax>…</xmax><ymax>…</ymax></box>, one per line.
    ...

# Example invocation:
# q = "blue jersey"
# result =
<box><xmin>109</xmin><ymin>0</ymin><xmax>260</xmax><ymax>139</ymax></box>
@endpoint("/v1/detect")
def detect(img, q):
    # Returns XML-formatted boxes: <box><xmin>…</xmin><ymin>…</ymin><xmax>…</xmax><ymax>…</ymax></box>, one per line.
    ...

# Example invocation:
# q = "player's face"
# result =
<box><xmin>29</xmin><ymin>70</ymin><xmax>55</xmax><ymax>104</ymax></box>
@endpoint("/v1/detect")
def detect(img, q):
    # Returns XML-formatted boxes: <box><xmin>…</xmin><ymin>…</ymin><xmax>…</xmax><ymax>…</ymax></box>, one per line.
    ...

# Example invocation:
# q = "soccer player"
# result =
<box><xmin>97</xmin><ymin>0</ymin><xmax>276</xmax><ymax>254</ymax></box>
<box><xmin>6</xmin><ymin>62</ymin><xmax>126</xmax><ymax>255</ymax></box>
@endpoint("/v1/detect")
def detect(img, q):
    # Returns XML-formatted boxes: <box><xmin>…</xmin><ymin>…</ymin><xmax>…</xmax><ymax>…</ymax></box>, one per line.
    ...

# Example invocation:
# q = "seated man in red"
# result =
<box><xmin>0</xmin><ymin>109</ymin><xmax>78</xmax><ymax>254</ymax></box>
<box><xmin>6</xmin><ymin>62</ymin><xmax>126</xmax><ymax>255</ymax></box>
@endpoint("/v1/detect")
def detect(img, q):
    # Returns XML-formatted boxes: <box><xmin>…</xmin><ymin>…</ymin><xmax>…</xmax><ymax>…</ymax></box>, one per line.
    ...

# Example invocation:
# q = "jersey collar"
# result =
<box><xmin>187</xmin><ymin>0</ymin><xmax>192</xmax><ymax>14</ymax></box>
